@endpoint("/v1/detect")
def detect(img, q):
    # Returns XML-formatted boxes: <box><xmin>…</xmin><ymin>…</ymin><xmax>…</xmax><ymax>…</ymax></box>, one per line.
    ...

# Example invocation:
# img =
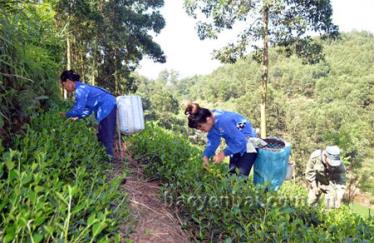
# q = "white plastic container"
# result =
<box><xmin>116</xmin><ymin>96</ymin><xmax>144</xmax><ymax>135</ymax></box>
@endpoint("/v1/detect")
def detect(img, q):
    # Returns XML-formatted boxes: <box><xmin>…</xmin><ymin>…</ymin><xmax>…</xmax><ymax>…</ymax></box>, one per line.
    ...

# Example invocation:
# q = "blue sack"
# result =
<box><xmin>253</xmin><ymin>137</ymin><xmax>291</xmax><ymax>191</ymax></box>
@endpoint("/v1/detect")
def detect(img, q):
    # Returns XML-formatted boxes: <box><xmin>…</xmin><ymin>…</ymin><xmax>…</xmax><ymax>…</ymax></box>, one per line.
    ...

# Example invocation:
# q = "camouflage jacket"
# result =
<box><xmin>305</xmin><ymin>149</ymin><xmax>346</xmax><ymax>188</ymax></box>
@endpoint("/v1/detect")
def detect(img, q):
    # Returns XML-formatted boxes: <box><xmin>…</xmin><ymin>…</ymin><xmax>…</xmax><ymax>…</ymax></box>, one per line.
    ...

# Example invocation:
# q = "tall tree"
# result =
<box><xmin>184</xmin><ymin>0</ymin><xmax>338</xmax><ymax>137</ymax></box>
<box><xmin>53</xmin><ymin>0</ymin><xmax>97</xmax><ymax>98</ymax></box>
<box><xmin>54</xmin><ymin>0</ymin><xmax>166</xmax><ymax>95</ymax></box>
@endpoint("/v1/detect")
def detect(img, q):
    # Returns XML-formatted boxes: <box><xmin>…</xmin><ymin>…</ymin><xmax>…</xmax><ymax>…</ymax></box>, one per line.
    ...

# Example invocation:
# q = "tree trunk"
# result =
<box><xmin>80</xmin><ymin>50</ymin><xmax>85</xmax><ymax>81</ymax></box>
<box><xmin>115</xmin><ymin>49</ymin><xmax>119</xmax><ymax>95</ymax></box>
<box><xmin>91</xmin><ymin>38</ymin><xmax>97</xmax><ymax>86</ymax></box>
<box><xmin>64</xmin><ymin>34</ymin><xmax>71</xmax><ymax>100</ymax></box>
<box><xmin>260</xmin><ymin>5</ymin><xmax>269</xmax><ymax>139</ymax></box>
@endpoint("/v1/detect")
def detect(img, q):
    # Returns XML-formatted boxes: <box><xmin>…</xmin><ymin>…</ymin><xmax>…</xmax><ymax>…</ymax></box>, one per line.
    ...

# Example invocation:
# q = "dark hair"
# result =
<box><xmin>185</xmin><ymin>102</ymin><xmax>212</xmax><ymax>129</ymax></box>
<box><xmin>60</xmin><ymin>70</ymin><xmax>80</xmax><ymax>82</ymax></box>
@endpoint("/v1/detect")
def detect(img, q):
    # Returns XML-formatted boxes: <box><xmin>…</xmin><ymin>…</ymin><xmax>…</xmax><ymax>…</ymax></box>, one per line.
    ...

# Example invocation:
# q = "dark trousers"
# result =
<box><xmin>97</xmin><ymin>106</ymin><xmax>117</xmax><ymax>157</ymax></box>
<box><xmin>229</xmin><ymin>152</ymin><xmax>257</xmax><ymax>177</ymax></box>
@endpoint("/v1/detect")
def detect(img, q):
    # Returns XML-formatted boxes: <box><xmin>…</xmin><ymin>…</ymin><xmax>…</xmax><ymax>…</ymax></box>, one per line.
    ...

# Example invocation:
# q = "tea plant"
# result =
<box><xmin>0</xmin><ymin>112</ymin><xmax>129</xmax><ymax>242</ymax></box>
<box><xmin>128</xmin><ymin>123</ymin><xmax>374</xmax><ymax>242</ymax></box>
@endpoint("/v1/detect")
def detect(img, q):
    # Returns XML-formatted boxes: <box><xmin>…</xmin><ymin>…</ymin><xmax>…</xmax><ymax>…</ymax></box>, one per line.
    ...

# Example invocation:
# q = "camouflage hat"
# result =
<box><xmin>325</xmin><ymin>145</ymin><xmax>342</xmax><ymax>167</ymax></box>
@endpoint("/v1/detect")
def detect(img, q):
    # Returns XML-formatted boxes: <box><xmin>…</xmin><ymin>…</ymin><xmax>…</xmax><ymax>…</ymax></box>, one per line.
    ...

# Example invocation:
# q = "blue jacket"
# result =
<box><xmin>203</xmin><ymin>110</ymin><xmax>256</xmax><ymax>158</ymax></box>
<box><xmin>66</xmin><ymin>81</ymin><xmax>116</xmax><ymax>122</ymax></box>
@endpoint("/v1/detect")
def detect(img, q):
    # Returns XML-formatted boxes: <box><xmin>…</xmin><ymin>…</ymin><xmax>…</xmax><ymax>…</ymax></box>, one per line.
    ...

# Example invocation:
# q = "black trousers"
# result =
<box><xmin>97</xmin><ymin>106</ymin><xmax>117</xmax><ymax>157</ymax></box>
<box><xmin>229</xmin><ymin>152</ymin><xmax>257</xmax><ymax>177</ymax></box>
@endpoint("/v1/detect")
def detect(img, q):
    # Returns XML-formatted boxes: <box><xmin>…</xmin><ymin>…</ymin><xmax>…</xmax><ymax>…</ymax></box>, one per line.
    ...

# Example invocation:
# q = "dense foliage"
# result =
<box><xmin>54</xmin><ymin>0</ymin><xmax>166</xmax><ymax>93</ymax></box>
<box><xmin>135</xmin><ymin>31</ymin><xmax>374</xmax><ymax>195</ymax></box>
<box><xmin>128</xmin><ymin>124</ymin><xmax>373</xmax><ymax>242</ymax></box>
<box><xmin>0</xmin><ymin>2</ymin><xmax>62</xmax><ymax>147</ymax></box>
<box><xmin>133</xmin><ymin>71</ymin><xmax>186</xmax><ymax>132</ymax></box>
<box><xmin>184</xmin><ymin>0</ymin><xmax>339</xmax><ymax>138</ymax></box>
<box><xmin>0</xmin><ymin>0</ymin><xmax>373</xmax><ymax>241</ymax></box>
<box><xmin>0</xmin><ymin>112</ymin><xmax>128</xmax><ymax>242</ymax></box>
<box><xmin>0</xmin><ymin>0</ymin><xmax>166</xmax><ymax>147</ymax></box>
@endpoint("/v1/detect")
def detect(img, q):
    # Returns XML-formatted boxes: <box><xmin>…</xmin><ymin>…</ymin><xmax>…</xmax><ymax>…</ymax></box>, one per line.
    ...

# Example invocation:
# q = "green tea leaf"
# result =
<box><xmin>92</xmin><ymin>221</ymin><xmax>108</xmax><ymax>237</ymax></box>
<box><xmin>32</xmin><ymin>233</ymin><xmax>43</xmax><ymax>243</ymax></box>
<box><xmin>55</xmin><ymin>192</ymin><xmax>68</xmax><ymax>206</ymax></box>
<box><xmin>88</xmin><ymin>213</ymin><xmax>97</xmax><ymax>225</ymax></box>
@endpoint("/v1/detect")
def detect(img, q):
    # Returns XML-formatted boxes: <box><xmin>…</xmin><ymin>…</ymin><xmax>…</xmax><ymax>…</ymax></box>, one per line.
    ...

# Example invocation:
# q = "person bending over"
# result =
<box><xmin>60</xmin><ymin>70</ymin><xmax>117</xmax><ymax>159</ymax></box>
<box><xmin>185</xmin><ymin>102</ymin><xmax>257</xmax><ymax>178</ymax></box>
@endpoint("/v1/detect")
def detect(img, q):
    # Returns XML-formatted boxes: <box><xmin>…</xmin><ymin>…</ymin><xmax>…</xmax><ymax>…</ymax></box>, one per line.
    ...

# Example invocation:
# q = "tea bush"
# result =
<box><xmin>128</xmin><ymin>123</ymin><xmax>374</xmax><ymax>242</ymax></box>
<box><xmin>0</xmin><ymin>112</ymin><xmax>128</xmax><ymax>242</ymax></box>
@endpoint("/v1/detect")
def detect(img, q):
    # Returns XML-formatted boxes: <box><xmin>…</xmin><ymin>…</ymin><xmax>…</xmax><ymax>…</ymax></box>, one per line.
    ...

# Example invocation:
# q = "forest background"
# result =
<box><xmin>0</xmin><ymin>0</ymin><xmax>373</xmax><ymax>202</ymax></box>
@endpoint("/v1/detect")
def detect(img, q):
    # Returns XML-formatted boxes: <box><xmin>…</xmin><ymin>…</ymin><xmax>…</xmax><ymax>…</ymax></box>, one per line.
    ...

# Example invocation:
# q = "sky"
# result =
<box><xmin>136</xmin><ymin>0</ymin><xmax>374</xmax><ymax>80</ymax></box>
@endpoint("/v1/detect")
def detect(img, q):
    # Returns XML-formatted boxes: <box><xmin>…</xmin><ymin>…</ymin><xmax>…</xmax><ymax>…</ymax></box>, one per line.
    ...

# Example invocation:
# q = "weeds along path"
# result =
<box><xmin>114</xmin><ymin>144</ymin><xmax>190</xmax><ymax>243</ymax></box>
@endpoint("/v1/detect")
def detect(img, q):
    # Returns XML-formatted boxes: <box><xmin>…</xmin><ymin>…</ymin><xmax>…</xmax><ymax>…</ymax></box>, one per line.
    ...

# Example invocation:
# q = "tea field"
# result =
<box><xmin>0</xmin><ymin>112</ymin><xmax>129</xmax><ymax>242</ymax></box>
<box><xmin>128</xmin><ymin>123</ymin><xmax>374</xmax><ymax>242</ymax></box>
<box><xmin>1</xmin><ymin>113</ymin><xmax>373</xmax><ymax>242</ymax></box>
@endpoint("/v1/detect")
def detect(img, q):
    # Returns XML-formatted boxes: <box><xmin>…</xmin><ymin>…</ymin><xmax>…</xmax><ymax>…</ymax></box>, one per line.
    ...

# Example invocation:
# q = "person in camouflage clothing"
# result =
<box><xmin>305</xmin><ymin>145</ymin><xmax>346</xmax><ymax>208</ymax></box>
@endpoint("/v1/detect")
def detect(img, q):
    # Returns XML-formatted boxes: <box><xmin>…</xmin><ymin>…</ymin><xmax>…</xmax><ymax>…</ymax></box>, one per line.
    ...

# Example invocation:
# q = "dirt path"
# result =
<box><xmin>114</xmin><ymin>146</ymin><xmax>190</xmax><ymax>243</ymax></box>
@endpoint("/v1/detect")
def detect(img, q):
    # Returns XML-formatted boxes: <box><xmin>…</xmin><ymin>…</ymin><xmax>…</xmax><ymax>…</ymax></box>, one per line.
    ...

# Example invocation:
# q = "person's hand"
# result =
<box><xmin>68</xmin><ymin>117</ymin><xmax>79</xmax><ymax>121</ymax></box>
<box><xmin>202</xmin><ymin>156</ymin><xmax>209</xmax><ymax>169</ymax></box>
<box><xmin>213</xmin><ymin>151</ymin><xmax>225</xmax><ymax>164</ymax></box>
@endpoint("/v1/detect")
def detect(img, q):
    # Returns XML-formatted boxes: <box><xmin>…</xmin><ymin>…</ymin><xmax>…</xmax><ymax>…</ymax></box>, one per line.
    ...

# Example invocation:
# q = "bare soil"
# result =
<box><xmin>113</xmin><ymin>143</ymin><xmax>190</xmax><ymax>243</ymax></box>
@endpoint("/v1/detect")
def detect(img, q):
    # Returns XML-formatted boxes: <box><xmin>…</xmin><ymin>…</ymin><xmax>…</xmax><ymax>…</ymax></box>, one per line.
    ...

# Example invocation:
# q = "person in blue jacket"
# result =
<box><xmin>185</xmin><ymin>102</ymin><xmax>257</xmax><ymax>177</ymax></box>
<box><xmin>60</xmin><ymin>70</ymin><xmax>117</xmax><ymax>159</ymax></box>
